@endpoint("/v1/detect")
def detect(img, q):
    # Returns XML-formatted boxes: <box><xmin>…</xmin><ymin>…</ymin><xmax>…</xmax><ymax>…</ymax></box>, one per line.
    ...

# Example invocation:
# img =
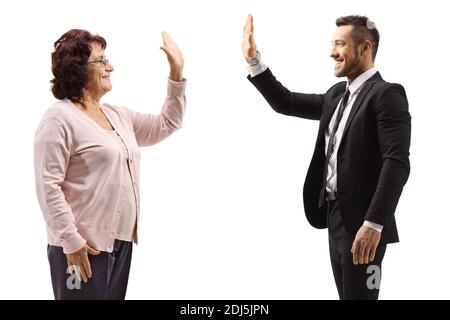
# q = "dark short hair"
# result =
<box><xmin>336</xmin><ymin>15</ymin><xmax>380</xmax><ymax>61</ymax></box>
<box><xmin>50</xmin><ymin>29</ymin><xmax>107</xmax><ymax>101</ymax></box>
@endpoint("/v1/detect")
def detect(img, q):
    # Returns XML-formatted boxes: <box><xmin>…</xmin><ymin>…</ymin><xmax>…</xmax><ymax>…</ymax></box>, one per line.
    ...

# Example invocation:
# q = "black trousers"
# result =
<box><xmin>47</xmin><ymin>239</ymin><xmax>133</xmax><ymax>300</ymax></box>
<box><xmin>327</xmin><ymin>200</ymin><xmax>386</xmax><ymax>300</ymax></box>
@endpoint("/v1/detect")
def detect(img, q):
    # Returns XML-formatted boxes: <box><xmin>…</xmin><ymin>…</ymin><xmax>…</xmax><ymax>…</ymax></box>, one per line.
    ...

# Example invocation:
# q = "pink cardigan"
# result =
<box><xmin>34</xmin><ymin>79</ymin><xmax>186</xmax><ymax>254</ymax></box>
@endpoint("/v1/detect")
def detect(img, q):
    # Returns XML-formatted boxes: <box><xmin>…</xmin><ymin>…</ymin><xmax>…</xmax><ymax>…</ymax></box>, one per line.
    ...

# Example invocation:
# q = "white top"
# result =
<box><xmin>105</xmin><ymin>129</ymin><xmax>137</xmax><ymax>241</ymax></box>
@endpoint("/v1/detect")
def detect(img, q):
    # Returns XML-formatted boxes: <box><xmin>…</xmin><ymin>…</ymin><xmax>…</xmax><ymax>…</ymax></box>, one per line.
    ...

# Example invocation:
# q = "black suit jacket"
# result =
<box><xmin>248</xmin><ymin>69</ymin><xmax>411</xmax><ymax>244</ymax></box>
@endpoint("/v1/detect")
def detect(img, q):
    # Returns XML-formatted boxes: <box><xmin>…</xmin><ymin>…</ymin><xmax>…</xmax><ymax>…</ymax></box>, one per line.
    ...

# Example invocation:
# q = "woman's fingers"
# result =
<box><xmin>160</xmin><ymin>46</ymin><xmax>176</xmax><ymax>63</ymax></box>
<box><xmin>65</xmin><ymin>244</ymin><xmax>97</xmax><ymax>283</ymax></box>
<box><xmin>82</xmin><ymin>258</ymin><xmax>92</xmax><ymax>279</ymax></box>
<box><xmin>67</xmin><ymin>263</ymin><xmax>82</xmax><ymax>283</ymax></box>
<box><xmin>160</xmin><ymin>46</ymin><xmax>170</xmax><ymax>57</ymax></box>
<box><xmin>79</xmin><ymin>264</ymin><xmax>88</xmax><ymax>283</ymax></box>
<box><xmin>160</xmin><ymin>33</ymin><xmax>184</xmax><ymax>68</ymax></box>
<box><xmin>161</xmin><ymin>31</ymin><xmax>178</xmax><ymax>52</ymax></box>
<box><xmin>73</xmin><ymin>265</ymin><xmax>82</xmax><ymax>283</ymax></box>
<box><xmin>86</xmin><ymin>244</ymin><xmax>100</xmax><ymax>255</ymax></box>
<box><xmin>162</xmin><ymin>31</ymin><xmax>171</xmax><ymax>47</ymax></box>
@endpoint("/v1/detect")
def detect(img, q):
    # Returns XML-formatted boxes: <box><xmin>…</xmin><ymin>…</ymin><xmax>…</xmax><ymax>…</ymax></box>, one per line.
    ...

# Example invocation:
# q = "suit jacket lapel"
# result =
<box><xmin>341</xmin><ymin>72</ymin><xmax>382</xmax><ymax>140</ymax></box>
<box><xmin>318</xmin><ymin>86</ymin><xmax>346</xmax><ymax>137</ymax></box>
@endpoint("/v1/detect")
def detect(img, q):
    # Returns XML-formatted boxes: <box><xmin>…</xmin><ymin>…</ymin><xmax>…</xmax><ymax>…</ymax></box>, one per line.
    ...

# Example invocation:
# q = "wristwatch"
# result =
<box><xmin>246</xmin><ymin>50</ymin><xmax>261</xmax><ymax>66</ymax></box>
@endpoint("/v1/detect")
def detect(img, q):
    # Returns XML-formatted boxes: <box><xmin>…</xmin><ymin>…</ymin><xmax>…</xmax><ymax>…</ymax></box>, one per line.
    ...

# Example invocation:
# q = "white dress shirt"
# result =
<box><xmin>324</xmin><ymin>67</ymin><xmax>377</xmax><ymax>193</ymax></box>
<box><xmin>247</xmin><ymin>60</ymin><xmax>383</xmax><ymax>232</ymax></box>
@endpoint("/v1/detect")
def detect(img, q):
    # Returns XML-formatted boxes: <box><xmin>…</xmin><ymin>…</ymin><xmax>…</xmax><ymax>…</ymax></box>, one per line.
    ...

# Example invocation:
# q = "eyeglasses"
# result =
<box><xmin>87</xmin><ymin>56</ymin><xmax>110</xmax><ymax>67</ymax></box>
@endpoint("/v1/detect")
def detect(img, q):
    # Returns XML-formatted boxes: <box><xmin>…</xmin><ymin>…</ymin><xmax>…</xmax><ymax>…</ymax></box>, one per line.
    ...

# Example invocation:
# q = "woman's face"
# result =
<box><xmin>85</xmin><ymin>42</ymin><xmax>114</xmax><ymax>99</ymax></box>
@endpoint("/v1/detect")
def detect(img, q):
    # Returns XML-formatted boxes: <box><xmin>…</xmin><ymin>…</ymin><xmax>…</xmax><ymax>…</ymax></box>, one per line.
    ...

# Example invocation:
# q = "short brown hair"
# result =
<box><xmin>50</xmin><ymin>29</ymin><xmax>106</xmax><ymax>101</ymax></box>
<box><xmin>336</xmin><ymin>15</ymin><xmax>380</xmax><ymax>61</ymax></box>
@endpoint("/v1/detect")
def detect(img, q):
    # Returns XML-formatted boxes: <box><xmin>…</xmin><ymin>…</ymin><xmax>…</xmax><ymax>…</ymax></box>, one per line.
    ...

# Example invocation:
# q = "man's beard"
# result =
<box><xmin>335</xmin><ymin>54</ymin><xmax>360</xmax><ymax>78</ymax></box>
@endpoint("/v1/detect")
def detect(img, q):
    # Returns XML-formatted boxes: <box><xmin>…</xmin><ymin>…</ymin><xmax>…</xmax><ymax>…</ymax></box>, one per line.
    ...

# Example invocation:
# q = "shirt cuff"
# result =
<box><xmin>61</xmin><ymin>232</ymin><xmax>87</xmax><ymax>254</ymax></box>
<box><xmin>363</xmin><ymin>220</ymin><xmax>383</xmax><ymax>233</ymax></box>
<box><xmin>167</xmin><ymin>78</ymin><xmax>187</xmax><ymax>97</ymax></box>
<box><xmin>247</xmin><ymin>61</ymin><xmax>268</xmax><ymax>78</ymax></box>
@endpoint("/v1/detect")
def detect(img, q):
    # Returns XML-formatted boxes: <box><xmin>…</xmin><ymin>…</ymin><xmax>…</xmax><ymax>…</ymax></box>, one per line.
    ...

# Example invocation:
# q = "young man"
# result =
<box><xmin>242</xmin><ymin>15</ymin><xmax>411</xmax><ymax>299</ymax></box>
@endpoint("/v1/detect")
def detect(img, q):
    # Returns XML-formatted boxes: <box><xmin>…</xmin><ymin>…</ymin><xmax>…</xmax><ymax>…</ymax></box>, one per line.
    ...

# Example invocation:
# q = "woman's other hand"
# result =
<box><xmin>65</xmin><ymin>244</ymin><xmax>100</xmax><ymax>283</ymax></box>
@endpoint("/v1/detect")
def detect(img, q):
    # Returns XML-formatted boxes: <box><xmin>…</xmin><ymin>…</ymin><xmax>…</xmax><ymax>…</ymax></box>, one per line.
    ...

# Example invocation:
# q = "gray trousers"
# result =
<box><xmin>47</xmin><ymin>239</ymin><xmax>133</xmax><ymax>300</ymax></box>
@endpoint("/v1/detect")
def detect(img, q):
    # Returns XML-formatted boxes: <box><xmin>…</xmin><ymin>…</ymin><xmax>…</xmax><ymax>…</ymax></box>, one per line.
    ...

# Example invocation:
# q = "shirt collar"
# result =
<box><xmin>347</xmin><ymin>67</ymin><xmax>378</xmax><ymax>95</ymax></box>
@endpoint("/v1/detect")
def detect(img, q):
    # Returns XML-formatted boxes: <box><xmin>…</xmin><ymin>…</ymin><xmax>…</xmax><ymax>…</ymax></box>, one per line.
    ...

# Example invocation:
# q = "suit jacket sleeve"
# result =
<box><xmin>364</xmin><ymin>83</ymin><xmax>411</xmax><ymax>226</ymax></box>
<box><xmin>248</xmin><ymin>68</ymin><xmax>324</xmax><ymax>120</ymax></box>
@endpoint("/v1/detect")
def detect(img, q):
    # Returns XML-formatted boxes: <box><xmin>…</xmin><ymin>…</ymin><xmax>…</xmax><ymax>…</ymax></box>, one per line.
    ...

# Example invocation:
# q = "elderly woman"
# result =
<box><xmin>34</xmin><ymin>29</ymin><xmax>186</xmax><ymax>300</ymax></box>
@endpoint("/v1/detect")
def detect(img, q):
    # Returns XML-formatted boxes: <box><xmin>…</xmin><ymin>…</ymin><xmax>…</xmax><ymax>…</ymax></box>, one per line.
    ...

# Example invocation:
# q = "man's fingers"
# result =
<box><xmin>244</xmin><ymin>14</ymin><xmax>254</xmax><ymax>34</ymax></box>
<box><xmin>369</xmin><ymin>245</ymin><xmax>377</xmax><ymax>262</ymax></box>
<box><xmin>244</xmin><ymin>15</ymin><xmax>250</xmax><ymax>33</ymax></box>
<box><xmin>244</xmin><ymin>33</ymin><xmax>251</xmax><ymax>48</ymax></box>
<box><xmin>351</xmin><ymin>226</ymin><xmax>381</xmax><ymax>265</ymax></box>
<box><xmin>359</xmin><ymin>242</ymin><xmax>367</xmax><ymax>264</ymax></box>
<box><xmin>352</xmin><ymin>241</ymin><xmax>360</xmax><ymax>265</ymax></box>
<box><xmin>249</xmin><ymin>33</ymin><xmax>255</xmax><ymax>46</ymax></box>
<box><xmin>243</xmin><ymin>33</ymin><xmax>256</xmax><ymax>56</ymax></box>
<box><xmin>369</xmin><ymin>239</ymin><xmax>379</xmax><ymax>262</ymax></box>
<box><xmin>363</xmin><ymin>244</ymin><xmax>371</xmax><ymax>264</ymax></box>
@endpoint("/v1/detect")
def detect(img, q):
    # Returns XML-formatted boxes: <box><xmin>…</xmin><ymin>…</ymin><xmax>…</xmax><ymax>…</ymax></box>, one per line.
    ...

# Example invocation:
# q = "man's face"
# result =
<box><xmin>330</xmin><ymin>25</ymin><xmax>363</xmax><ymax>79</ymax></box>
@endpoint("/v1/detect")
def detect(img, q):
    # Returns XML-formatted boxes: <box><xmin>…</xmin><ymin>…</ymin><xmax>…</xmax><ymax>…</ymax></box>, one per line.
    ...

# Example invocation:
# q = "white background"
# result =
<box><xmin>0</xmin><ymin>0</ymin><xmax>448</xmax><ymax>299</ymax></box>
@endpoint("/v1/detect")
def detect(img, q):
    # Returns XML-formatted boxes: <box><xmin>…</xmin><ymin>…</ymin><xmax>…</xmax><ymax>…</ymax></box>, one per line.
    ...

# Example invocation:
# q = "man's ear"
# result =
<box><xmin>361</xmin><ymin>40</ymin><xmax>372</xmax><ymax>57</ymax></box>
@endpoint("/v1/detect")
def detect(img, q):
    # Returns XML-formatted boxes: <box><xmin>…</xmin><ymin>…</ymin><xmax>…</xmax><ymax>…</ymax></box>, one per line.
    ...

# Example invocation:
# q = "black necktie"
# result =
<box><xmin>318</xmin><ymin>88</ymin><xmax>350</xmax><ymax>207</ymax></box>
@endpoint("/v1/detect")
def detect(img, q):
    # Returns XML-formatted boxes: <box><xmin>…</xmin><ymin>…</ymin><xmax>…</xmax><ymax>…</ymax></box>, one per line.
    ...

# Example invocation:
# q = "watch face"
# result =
<box><xmin>247</xmin><ymin>51</ymin><xmax>260</xmax><ymax>65</ymax></box>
